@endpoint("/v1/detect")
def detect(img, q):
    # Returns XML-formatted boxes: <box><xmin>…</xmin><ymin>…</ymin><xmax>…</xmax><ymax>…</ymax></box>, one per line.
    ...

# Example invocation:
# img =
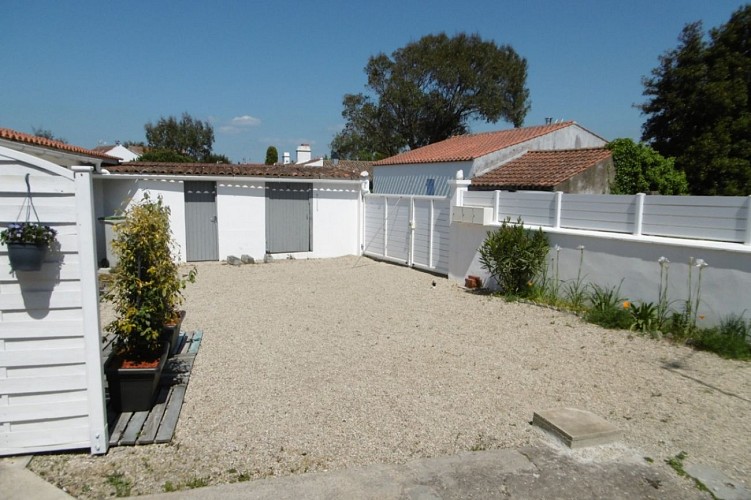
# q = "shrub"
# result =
<box><xmin>585</xmin><ymin>283</ymin><xmax>631</xmax><ymax>329</ymax></box>
<box><xmin>691</xmin><ymin>314</ymin><xmax>751</xmax><ymax>359</ymax></box>
<box><xmin>479</xmin><ymin>217</ymin><xmax>549</xmax><ymax>297</ymax></box>
<box><xmin>104</xmin><ymin>195</ymin><xmax>195</xmax><ymax>360</ymax></box>
<box><xmin>630</xmin><ymin>302</ymin><xmax>659</xmax><ymax>334</ymax></box>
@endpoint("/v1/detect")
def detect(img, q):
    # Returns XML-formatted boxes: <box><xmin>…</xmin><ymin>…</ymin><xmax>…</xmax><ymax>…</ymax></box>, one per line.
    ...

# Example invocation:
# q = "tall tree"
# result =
<box><xmin>607</xmin><ymin>138</ymin><xmax>688</xmax><ymax>195</ymax></box>
<box><xmin>144</xmin><ymin>113</ymin><xmax>215</xmax><ymax>162</ymax></box>
<box><xmin>331</xmin><ymin>33</ymin><xmax>530</xmax><ymax>160</ymax></box>
<box><xmin>265</xmin><ymin>146</ymin><xmax>278</xmax><ymax>165</ymax></box>
<box><xmin>640</xmin><ymin>6</ymin><xmax>751</xmax><ymax>195</ymax></box>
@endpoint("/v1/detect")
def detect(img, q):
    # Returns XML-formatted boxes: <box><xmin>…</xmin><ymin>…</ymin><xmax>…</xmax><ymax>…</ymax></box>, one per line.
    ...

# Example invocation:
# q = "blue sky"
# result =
<box><xmin>1</xmin><ymin>1</ymin><xmax>747</xmax><ymax>163</ymax></box>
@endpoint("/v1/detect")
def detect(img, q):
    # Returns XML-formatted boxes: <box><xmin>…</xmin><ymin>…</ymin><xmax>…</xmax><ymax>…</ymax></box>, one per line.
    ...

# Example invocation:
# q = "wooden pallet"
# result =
<box><xmin>105</xmin><ymin>330</ymin><xmax>203</xmax><ymax>447</ymax></box>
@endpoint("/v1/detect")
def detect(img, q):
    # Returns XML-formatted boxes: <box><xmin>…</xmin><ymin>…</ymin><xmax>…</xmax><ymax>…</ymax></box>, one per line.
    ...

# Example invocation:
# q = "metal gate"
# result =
<box><xmin>184</xmin><ymin>181</ymin><xmax>219</xmax><ymax>261</ymax></box>
<box><xmin>363</xmin><ymin>193</ymin><xmax>450</xmax><ymax>275</ymax></box>
<box><xmin>266</xmin><ymin>182</ymin><xmax>311</xmax><ymax>253</ymax></box>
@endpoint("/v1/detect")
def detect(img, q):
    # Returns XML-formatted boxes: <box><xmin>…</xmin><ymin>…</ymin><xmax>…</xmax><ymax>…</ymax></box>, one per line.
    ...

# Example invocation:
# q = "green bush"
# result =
<box><xmin>691</xmin><ymin>314</ymin><xmax>751</xmax><ymax>359</ymax></box>
<box><xmin>479</xmin><ymin>217</ymin><xmax>549</xmax><ymax>297</ymax></box>
<box><xmin>585</xmin><ymin>283</ymin><xmax>632</xmax><ymax>329</ymax></box>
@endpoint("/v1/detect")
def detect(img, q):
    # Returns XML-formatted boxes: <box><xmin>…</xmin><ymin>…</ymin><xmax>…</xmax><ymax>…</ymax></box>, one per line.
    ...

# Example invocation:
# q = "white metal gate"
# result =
<box><xmin>363</xmin><ymin>194</ymin><xmax>450</xmax><ymax>275</ymax></box>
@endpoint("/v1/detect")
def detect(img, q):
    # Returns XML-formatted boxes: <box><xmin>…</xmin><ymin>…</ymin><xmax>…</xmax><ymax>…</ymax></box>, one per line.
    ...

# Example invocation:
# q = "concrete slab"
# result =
<box><xmin>685</xmin><ymin>463</ymin><xmax>751</xmax><ymax>500</ymax></box>
<box><xmin>532</xmin><ymin>408</ymin><xmax>622</xmax><ymax>449</ymax></box>
<box><xmin>0</xmin><ymin>455</ymin><xmax>73</xmax><ymax>500</ymax></box>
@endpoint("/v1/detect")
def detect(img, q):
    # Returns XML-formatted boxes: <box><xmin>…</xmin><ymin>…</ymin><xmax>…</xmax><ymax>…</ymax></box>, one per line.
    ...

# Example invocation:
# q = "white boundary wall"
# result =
<box><xmin>450</xmin><ymin>182</ymin><xmax>751</xmax><ymax>326</ymax></box>
<box><xmin>0</xmin><ymin>146</ymin><xmax>107</xmax><ymax>456</ymax></box>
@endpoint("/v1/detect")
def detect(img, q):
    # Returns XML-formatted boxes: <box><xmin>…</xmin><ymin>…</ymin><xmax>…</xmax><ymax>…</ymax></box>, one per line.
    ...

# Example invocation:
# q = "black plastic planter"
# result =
<box><xmin>7</xmin><ymin>243</ymin><xmax>46</xmax><ymax>271</ymax></box>
<box><xmin>106</xmin><ymin>342</ymin><xmax>170</xmax><ymax>413</ymax></box>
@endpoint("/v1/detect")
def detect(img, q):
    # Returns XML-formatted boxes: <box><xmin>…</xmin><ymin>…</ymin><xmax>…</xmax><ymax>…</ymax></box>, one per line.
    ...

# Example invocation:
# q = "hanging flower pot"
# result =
<box><xmin>7</xmin><ymin>242</ymin><xmax>47</xmax><ymax>271</ymax></box>
<box><xmin>2</xmin><ymin>222</ymin><xmax>57</xmax><ymax>272</ymax></box>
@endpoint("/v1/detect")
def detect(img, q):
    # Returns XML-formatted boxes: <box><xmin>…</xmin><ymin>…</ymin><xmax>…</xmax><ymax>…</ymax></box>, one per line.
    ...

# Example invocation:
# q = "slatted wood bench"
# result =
<box><xmin>103</xmin><ymin>330</ymin><xmax>203</xmax><ymax>447</ymax></box>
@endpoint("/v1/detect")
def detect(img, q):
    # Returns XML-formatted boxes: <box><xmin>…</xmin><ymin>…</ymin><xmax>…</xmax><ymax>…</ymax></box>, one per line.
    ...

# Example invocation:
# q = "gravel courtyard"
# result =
<box><xmin>31</xmin><ymin>256</ymin><xmax>750</xmax><ymax>497</ymax></box>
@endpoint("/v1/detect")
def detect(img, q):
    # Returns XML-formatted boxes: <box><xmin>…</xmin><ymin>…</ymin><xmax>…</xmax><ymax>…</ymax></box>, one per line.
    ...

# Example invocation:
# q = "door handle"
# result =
<box><xmin>210</xmin><ymin>216</ymin><xmax>217</xmax><ymax>223</ymax></box>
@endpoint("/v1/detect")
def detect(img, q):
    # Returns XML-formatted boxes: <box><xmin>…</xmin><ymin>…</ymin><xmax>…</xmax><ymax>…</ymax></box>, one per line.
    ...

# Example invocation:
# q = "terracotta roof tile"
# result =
<box><xmin>471</xmin><ymin>148</ymin><xmax>612</xmax><ymax>189</ymax></box>
<box><xmin>373</xmin><ymin>122</ymin><xmax>577</xmax><ymax>166</ymax></box>
<box><xmin>106</xmin><ymin>162</ymin><xmax>369</xmax><ymax>180</ymax></box>
<box><xmin>0</xmin><ymin>127</ymin><xmax>119</xmax><ymax>162</ymax></box>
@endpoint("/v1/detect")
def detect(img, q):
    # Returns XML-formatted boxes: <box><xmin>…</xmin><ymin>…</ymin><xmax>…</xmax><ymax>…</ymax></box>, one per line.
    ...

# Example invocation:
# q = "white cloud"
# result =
<box><xmin>230</xmin><ymin>115</ymin><xmax>261</xmax><ymax>127</ymax></box>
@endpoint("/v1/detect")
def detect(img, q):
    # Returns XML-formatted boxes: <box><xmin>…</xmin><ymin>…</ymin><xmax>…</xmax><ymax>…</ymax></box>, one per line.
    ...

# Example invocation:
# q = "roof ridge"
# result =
<box><xmin>0</xmin><ymin>127</ymin><xmax>119</xmax><ymax>162</ymax></box>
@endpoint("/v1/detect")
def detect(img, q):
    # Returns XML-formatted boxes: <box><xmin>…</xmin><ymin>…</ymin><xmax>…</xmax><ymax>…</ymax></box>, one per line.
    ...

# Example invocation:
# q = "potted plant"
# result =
<box><xmin>1</xmin><ymin>222</ymin><xmax>58</xmax><ymax>271</ymax></box>
<box><xmin>103</xmin><ymin>195</ymin><xmax>196</xmax><ymax>412</ymax></box>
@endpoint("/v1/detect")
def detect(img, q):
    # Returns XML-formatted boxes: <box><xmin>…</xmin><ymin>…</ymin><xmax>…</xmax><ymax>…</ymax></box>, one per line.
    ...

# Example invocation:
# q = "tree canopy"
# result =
<box><xmin>331</xmin><ymin>33</ymin><xmax>530</xmax><ymax>160</ymax></box>
<box><xmin>607</xmin><ymin>138</ymin><xmax>688</xmax><ymax>195</ymax></box>
<box><xmin>144</xmin><ymin>113</ymin><xmax>217</xmax><ymax>162</ymax></box>
<box><xmin>640</xmin><ymin>5</ymin><xmax>751</xmax><ymax>195</ymax></box>
<box><xmin>265</xmin><ymin>146</ymin><xmax>278</xmax><ymax>165</ymax></box>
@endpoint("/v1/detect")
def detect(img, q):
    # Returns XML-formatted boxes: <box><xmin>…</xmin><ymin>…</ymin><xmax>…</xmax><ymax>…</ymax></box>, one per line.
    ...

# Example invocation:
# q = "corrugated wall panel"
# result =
<box><xmin>265</xmin><ymin>183</ymin><xmax>311</xmax><ymax>253</ymax></box>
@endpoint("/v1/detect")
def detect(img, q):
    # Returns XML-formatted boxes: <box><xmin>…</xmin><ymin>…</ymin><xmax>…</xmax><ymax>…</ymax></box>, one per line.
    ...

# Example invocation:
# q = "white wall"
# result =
<box><xmin>310</xmin><ymin>183</ymin><xmax>361</xmax><ymax>258</ymax></box>
<box><xmin>216</xmin><ymin>182</ymin><xmax>266</xmax><ymax>259</ymax></box>
<box><xmin>449</xmin><ymin>220</ymin><xmax>751</xmax><ymax>327</ymax></box>
<box><xmin>374</xmin><ymin>161</ymin><xmax>473</xmax><ymax>196</ymax></box>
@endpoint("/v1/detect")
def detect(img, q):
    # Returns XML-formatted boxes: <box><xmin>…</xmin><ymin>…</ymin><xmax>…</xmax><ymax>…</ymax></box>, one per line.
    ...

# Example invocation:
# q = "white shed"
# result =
<box><xmin>0</xmin><ymin>146</ymin><xmax>107</xmax><ymax>455</ymax></box>
<box><xmin>95</xmin><ymin>162</ymin><xmax>369</xmax><ymax>263</ymax></box>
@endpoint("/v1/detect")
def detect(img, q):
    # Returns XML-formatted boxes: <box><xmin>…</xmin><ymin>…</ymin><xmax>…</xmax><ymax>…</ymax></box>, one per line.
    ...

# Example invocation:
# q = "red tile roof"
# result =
<box><xmin>0</xmin><ymin>127</ymin><xmax>119</xmax><ymax>162</ymax></box>
<box><xmin>471</xmin><ymin>148</ymin><xmax>612</xmax><ymax>189</ymax></box>
<box><xmin>373</xmin><ymin>122</ymin><xmax>576</xmax><ymax>166</ymax></box>
<box><xmin>106</xmin><ymin>162</ymin><xmax>369</xmax><ymax>180</ymax></box>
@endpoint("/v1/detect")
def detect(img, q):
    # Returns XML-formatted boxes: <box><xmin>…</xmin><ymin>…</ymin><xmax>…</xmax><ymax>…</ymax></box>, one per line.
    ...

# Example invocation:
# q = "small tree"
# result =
<box><xmin>105</xmin><ymin>195</ymin><xmax>195</xmax><ymax>361</ymax></box>
<box><xmin>265</xmin><ymin>146</ymin><xmax>279</xmax><ymax>165</ymax></box>
<box><xmin>608</xmin><ymin>138</ymin><xmax>688</xmax><ymax>195</ymax></box>
<box><xmin>479</xmin><ymin>217</ymin><xmax>549</xmax><ymax>296</ymax></box>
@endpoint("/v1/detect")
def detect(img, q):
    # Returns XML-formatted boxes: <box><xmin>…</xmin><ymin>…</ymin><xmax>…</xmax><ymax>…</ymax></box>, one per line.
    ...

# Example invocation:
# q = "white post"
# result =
<box><xmin>745</xmin><ymin>195</ymin><xmax>751</xmax><ymax>246</ymax></box>
<box><xmin>494</xmin><ymin>190</ymin><xmax>501</xmax><ymax>224</ymax></box>
<box><xmin>73</xmin><ymin>166</ymin><xmax>108</xmax><ymax>455</ymax></box>
<box><xmin>554</xmin><ymin>191</ymin><xmax>563</xmax><ymax>229</ymax></box>
<box><xmin>358</xmin><ymin>172</ymin><xmax>370</xmax><ymax>255</ymax></box>
<box><xmin>448</xmin><ymin>170</ymin><xmax>470</xmax><ymax>224</ymax></box>
<box><xmin>633</xmin><ymin>193</ymin><xmax>645</xmax><ymax>236</ymax></box>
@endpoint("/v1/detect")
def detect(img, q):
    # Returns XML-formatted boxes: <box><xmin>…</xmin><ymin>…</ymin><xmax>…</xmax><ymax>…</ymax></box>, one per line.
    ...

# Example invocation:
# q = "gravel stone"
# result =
<box><xmin>29</xmin><ymin>256</ymin><xmax>751</xmax><ymax>498</ymax></box>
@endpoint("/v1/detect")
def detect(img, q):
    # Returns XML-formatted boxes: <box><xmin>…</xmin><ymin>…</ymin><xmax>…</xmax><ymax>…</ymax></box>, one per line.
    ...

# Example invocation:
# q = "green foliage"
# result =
<box><xmin>331</xmin><ymin>32</ymin><xmax>530</xmax><ymax>159</ymax></box>
<box><xmin>32</xmin><ymin>126</ymin><xmax>67</xmax><ymax>143</ymax></box>
<box><xmin>585</xmin><ymin>283</ymin><xmax>632</xmax><ymax>329</ymax></box>
<box><xmin>692</xmin><ymin>314</ymin><xmax>751</xmax><ymax>359</ymax></box>
<box><xmin>106</xmin><ymin>471</ymin><xmax>132</xmax><ymax>497</ymax></box>
<box><xmin>607</xmin><ymin>138</ymin><xmax>688</xmax><ymax>195</ymax></box>
<box><xmin>0</xmin><ymin>222</ymin><xmax>57</xmax><ymax>246</ymax></box>
<box><xmin>479</xmin><ymin>217</ymin><xmax>548</xmax><ymax>297</ymax></box>
<box><xmin>629</xmin><ymin>302</ymin><xmax>659</xmax><ymax>334</ymax></box>
<box><xmin>138</xmin><ymin>148</ymin><xmax>194</xmax><ymax>163</ymax></box>
<box><xmin>640</xmin><ymin>6</ymin><xmax>751</xmax><ymax>195</ymax></box>
<box><xmin>144</xmin><ymin>112</ymin><xmax>216</xmax><ymax>162</ymax></box>
<box><xmin>203</xmin><ymin>153</ymin><xmax>231</xmax><ymax>164</ymax></box>
<box><xmin>265</xmin><ymin>146</ymin><xmax>279</xmax><ymax>165</ymax></box>
<box><xmin>104</xmin><ymin>195</ymin><xmax>196</xmax><ymax>360</ymax></box>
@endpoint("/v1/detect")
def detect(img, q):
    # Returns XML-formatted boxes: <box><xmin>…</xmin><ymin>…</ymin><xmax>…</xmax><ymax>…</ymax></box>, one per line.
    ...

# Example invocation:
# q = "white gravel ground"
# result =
<box><xmin>29</xmin><ymin>256</ymin><xmax>750</xmax><ymax>498</ymax></box>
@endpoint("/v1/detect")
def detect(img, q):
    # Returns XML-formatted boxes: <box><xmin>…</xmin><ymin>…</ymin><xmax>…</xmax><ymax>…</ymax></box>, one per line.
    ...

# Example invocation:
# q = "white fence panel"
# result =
<box><xmin>462</xmin><ymin>191</ymin><xmax>495</xmax><ymax>208</ymax></box>
<box><xmin>363</xmin><ymin>196</ymin><xmax>385</xmax><ymax>256</ymax></box>
<box><xmin>560</xmin><ymin>194</ymin><xmax>635</xmax><ymax>233</ymax></box>
<box><xmin>432</xmin><ymin>201</ymin><xmax>451</xmax><ymax>274</ymax></box>
<box><xmin>412</xmin><ymin>199</ymin><xmax>432</xmax><ymax>269</ymax></box>
<box><xmin>642</xmin><ymin>196</ymin><xmax>748</xmax><ymax>242</ymax></box>
<box><xmin>386</xmin><ymin>197</ymin><xmax>410</xmax><ymax>262</ymax></box>
<box><xmin>498</xmin><ymin>191</ymin><xmax>557</xmax><ymax>226</ymax></box>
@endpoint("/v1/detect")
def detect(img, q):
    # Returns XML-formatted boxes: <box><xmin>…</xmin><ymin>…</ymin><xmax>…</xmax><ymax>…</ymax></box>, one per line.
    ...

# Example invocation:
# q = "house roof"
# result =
<box><xmin>105</xmin><ymin>162</ymin><xmax>370</xmax><ymax>180</ymax></box>
<box><xmin>0</xmin><ymin>127</ymin><xmax>119</xmax><ymax>162</ymax></box>
<box><xmin>471</xmin><ymin>148</ymin><xmax>612</xmax><ymax>189</ymax></box>
<box><xmin>373</xmin><ymin>121</ymin><xmax>577</xmax><ymax>166</ymax></box>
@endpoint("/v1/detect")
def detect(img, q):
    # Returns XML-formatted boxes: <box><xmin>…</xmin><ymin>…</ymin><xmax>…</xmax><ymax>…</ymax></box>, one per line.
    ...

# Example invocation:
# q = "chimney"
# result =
<box><xmin>283</xmin><ymin>152</ymin><xmax>291</xmax><ymax>165</ymax></box>
<box><xmin>296</xmin><ymin>144</ymin><xmax>311</xmax><ymax>164</ymax></box>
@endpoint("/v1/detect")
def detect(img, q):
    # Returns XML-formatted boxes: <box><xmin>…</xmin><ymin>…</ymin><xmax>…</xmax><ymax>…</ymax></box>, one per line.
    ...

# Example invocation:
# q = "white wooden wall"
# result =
<box><xmin>0</xmin><ymin>146</ymin><xmax>107</xmax><ymax>456</ymax></box>
<box><xmin>363</xmin><ymin>194</ymin><xmax>450</xmax><ymax>275</ymax></box>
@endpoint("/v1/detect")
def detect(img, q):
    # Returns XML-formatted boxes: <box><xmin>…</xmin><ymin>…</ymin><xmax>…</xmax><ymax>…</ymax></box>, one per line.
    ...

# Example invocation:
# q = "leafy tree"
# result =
<box><xmin>203</xmin><ymin>153</ymin><xmax>231</xmax><ymax>164</ymax></box>
<box><xmin>640</xmin><ymin>6</ymin><xmax>751</xmax><ymax>195</ymax></box>
<box><xmin>137</xmin><ymin>149</ymin><xmax>193</xmax><ymax>163</ymax></box>
<box><xmin>265</xmin><ymin>146</ymin><xmax>278</xmax><ymax>165</ymax></box>
<box><xmin>607</xmin><ymin>138</ymin><xmax>688</xmax><ymax>195</ymax></box>
<box><xmin>144</xmin><ymin>113</ymin><xmax>215</xmax><ymax>161</ymax></box>
<box><xmin>331</xmin><ymin>32</ymin><xmax>530</xmax><ymax>159</ymax></box>
<box><xmin>32</xmin><ymin>127</ymin><xmax>67</xmax><ymax>143</ymax></box>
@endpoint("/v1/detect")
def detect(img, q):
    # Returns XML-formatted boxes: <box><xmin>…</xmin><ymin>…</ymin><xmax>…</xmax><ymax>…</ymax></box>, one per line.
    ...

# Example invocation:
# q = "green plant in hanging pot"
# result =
<box><xmin>103</xmin><ymin>194</ymin><xmax>196</xmax><ymax>412</ymax></box>
<box><xmin>1</xmin><ymin>222</ymin><xmax>58</xmax><ymax>271</ymax></box>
